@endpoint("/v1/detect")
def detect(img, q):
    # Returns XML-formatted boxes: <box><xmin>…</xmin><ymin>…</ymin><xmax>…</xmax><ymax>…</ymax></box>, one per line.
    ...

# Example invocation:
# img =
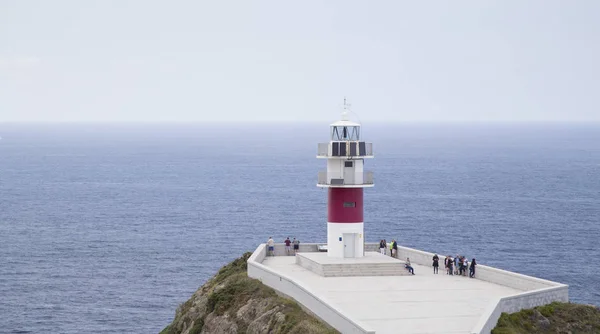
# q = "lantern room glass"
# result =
<box><xmin>331</xmin><ymin>126</ymin><xmax>360</xmax><ymax>141</ymax></box>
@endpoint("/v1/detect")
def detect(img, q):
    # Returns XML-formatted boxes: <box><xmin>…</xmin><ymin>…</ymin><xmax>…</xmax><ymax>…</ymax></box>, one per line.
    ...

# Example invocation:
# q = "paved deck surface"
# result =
<box><xmin>262</xmin><ymin>255</ymin><xmax>521</xmax><ymax>334</ymax></box>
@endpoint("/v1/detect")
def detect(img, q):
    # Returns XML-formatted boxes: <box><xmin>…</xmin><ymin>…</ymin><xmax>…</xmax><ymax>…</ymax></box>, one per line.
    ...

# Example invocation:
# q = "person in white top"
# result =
<box><xmin>293</xmin><ymin>238</ymin><xmax>300</xmax><ymax>255</ymax></box>
<box><xmin>267</xmin><ymin>237</ymin><xmax>275</xmax><ymax>256</ymax></box>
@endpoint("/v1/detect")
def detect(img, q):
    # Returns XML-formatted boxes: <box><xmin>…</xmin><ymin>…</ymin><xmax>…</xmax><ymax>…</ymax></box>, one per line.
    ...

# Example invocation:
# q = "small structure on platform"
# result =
<box><xmin>296</xmin><ymin>251</ymin><xmax>410</xmax><ymax>277</ymax></box>
<box><xmin>317</xmin><ymin>99</ymin><xmax>374</xmax><ymax>258</ymax></box>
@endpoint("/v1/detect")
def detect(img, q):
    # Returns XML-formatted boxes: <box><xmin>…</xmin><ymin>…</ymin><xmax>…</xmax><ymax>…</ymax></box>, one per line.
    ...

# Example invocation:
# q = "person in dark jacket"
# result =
<box><xmin>470</xmin><ymin>258</ymin><xmax>477</xmax><ymax>278</ymax></box>
<box><xmin>405</xmin><ymin>257</ymin><xmax>415</xmax><ymax>275</ymax></box>
<box><xmin>432</xmin><ymin>254</ymin><xmax>439</xmax><ymax>274</ymax></box>
<box><xmin>379</xmin><ymin>240</ymin><xmax>386</xmax><ymax>255</ymax></box>
<box><xmin>444</xmin><ymin>256</ymin><xmax>449</xmax><ymax>274</ymax></box>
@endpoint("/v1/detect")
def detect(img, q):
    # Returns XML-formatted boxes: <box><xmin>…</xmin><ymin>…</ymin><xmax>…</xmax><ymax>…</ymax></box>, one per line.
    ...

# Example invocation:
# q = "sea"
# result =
<box><xmin>0</xmin><ymin>122</ymin><xmax>599</xmax><ymax>333</ymax></box>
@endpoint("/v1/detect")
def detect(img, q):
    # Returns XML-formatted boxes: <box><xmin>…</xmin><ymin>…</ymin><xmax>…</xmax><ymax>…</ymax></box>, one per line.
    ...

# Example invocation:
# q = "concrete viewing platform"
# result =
<box><xmin>266</xmin><ymin>255</ymin><xmax>517</xmax><ymax>333</ymax></box>
<box><xmin>248</xmin><ymin>243</ymin><xmax>568</xmax><ymax>334</ymax></box>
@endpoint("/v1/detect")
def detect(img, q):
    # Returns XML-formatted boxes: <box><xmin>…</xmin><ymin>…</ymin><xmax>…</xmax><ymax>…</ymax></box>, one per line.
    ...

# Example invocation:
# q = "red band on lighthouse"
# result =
<box><xmin>327</xmin><ymin>188</ymin><xmax>363</xmax><ymax>223</ymax></box>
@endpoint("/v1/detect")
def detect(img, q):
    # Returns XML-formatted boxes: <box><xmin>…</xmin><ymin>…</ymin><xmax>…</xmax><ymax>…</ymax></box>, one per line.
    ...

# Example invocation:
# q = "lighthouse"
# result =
<box><xmin>317</xmin><ymin>101</ymin><xmax>374</xmax><ymax>258</ymax></box>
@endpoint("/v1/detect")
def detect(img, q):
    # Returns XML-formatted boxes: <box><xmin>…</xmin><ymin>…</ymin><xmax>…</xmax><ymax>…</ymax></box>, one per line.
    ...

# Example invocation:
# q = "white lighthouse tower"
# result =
<box><xmin>317</xmin><ymin>100</ymin><xmax>374</xmax><ymax>258</ymax></box>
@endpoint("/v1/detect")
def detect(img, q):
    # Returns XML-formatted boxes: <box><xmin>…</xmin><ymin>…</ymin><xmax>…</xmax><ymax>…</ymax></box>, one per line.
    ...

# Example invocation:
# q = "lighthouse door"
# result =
<box><xmin>343</xmin><ymin>233</ymin><xmax>356</xmax><ymax>258</ymax></box>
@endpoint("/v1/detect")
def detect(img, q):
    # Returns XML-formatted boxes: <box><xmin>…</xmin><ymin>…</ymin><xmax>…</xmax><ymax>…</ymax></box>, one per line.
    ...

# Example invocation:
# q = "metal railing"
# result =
<box><xmin>317</xmin><ymin>171</ymin><xmax>328</xmax><ymax>184</ymax></box>
<box><xmin>364</xmin><ymin>143</ymin><xmax>373</xmax><ymax>156</ymax></box>
<box><xmin>364</xmin><ymin>171</ymin><xmax>374</xmax><ymax>184</ymax></box>
<box><xmin>317</xmin><ymin>143</ymin><xmax>329</xmax><ymax>156</ymax></box>
<box><xmin>317</xmin><ymin>142</ymin><xmax>373</xmax><ymax>157</ymax></box>
<box><xmin>317</xmin><ymin>171</ymin><xmax>374</xmax><ymax>186</ymax></box>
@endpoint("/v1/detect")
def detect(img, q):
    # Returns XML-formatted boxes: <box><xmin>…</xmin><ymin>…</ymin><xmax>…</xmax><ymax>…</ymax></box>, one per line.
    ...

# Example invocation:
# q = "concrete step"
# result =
<box><xmin>322</xmin><ymin>265</ymin><xmax>403</xmax><ymax>270</ymax></box>
<box><xmin>295</xmin><ymin>253</ymin><xmax>413</xmax><ymax>277</ymax></box>
<box><xmin>322</xmin><ymin>272</ymin><xmax>412</xmax><ymax>277</ymax></box>
<box><xmin>321</xmin><ymin>266</ymin><xmax>412</xmax><ymax>277</ymax></box>
<box><xmin>322</xmin><ymin>269</ymin><xmax>408</xmax><ymax>273</ymax></box>
<box><xmin>322</xmin><ymin>272</ymin><xmax>410</xmax><ymax>275</ymax></box>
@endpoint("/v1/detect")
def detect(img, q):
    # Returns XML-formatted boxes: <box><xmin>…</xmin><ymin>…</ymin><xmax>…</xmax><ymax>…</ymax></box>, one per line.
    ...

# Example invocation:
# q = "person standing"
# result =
<box><xmin>432</xmin><ymin>254</ymin><xmax>439</xmax><ymax>274</ymax></box>
<box><xmin>392</xmin><ymin>239</ymin><xmax>398</xmax><ymax>258</ymax></box>
<box><xmin>444</xmin><ymin>256</ymin><xmax>449</xmax><ymax>274</ymax></box>
<box><xmin>267</xmin><ymin>237</ymin><xmax>275</xmax><ymax>256</ymax></box>
<box><xmin>470</xmin><ymin>258</ymin><xmax>477</xmax><ymax>278</ymax></box>
<box><xmin>292</xmin><ymin>238</ymin><xmax>300</xmax><ymax>255</ymax></box>
<box><xmin>284</xmin><ymin>237</ymin><xmax>291</xmax><ymax>255</ymax></box>
<box><xmin>448</xmin><ymin>255</ymin><xmax>454</xmax><ymax>275</ymax></box>
<box><xmin>383</xmin><ymin>239</ymin><xmax>387</xmax><ymax>255</ymax></box>
<box><xmin>379</xmin><ymin>240</ymin><xmax>386</xmax><ymax>255</ymax></box>
<box><xmin>454</xmin><ymin>254</ymin><xmax>460</xmax><ymax>275</ymax></box>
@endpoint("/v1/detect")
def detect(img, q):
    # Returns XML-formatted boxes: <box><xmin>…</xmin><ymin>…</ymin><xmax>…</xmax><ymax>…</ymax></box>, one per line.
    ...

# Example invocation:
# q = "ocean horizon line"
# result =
<box><xmin>1</xmin><ymin>120</ymin><xmax>599</xmax><ymax>125</ymax></box>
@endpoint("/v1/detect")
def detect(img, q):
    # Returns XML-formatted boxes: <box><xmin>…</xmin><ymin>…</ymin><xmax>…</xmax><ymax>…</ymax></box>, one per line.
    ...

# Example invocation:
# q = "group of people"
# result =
<box><xmin>378</xmin><ymin>239</ymin><xmax>398</xmax><ymax>257</ymax></box>
<box><xmin>379</xmin><ymin>239</ymin><xmax>415</xmax><ymax>274</ymax></box>
<box><xmin>266</xmin><ymin>236</ymin><xmax>300</xmax><ymax>256</ymax></box>
<box><xmin>377</xmin><ymin>238</ymin><xmax>477</xmax><ymax>278</ymax></box>
<box><xmin>267</xmin><ymin>237</ymin><xmax>477</xmax><ymax>279</ymax></box>
<box><xmin>432</xmin><ymin>254</ymin><xmax>477</xmax><ymax>278</ymax></box>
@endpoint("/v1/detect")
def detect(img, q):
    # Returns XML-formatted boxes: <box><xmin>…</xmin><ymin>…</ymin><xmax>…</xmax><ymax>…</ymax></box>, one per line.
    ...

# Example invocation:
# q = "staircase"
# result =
<box><xmin>296</xmin><ymin>252</ymin><xmax>412</xmax><ymax>277</ymax></box>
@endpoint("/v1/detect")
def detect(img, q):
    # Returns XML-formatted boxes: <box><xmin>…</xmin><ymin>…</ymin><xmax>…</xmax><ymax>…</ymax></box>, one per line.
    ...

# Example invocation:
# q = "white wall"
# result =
<box><xmin>391</xmin><ymin>244</ymin><xmax>563</xmax><ymax>292</ymax></box>
<box><xmin>326</xmin><ymin>158</ymin><xmax>365</xmax><ymax>184</ymax></box>
<box><xmin>327</xmin><ymin>159</ymin><xmax>343</xmax><ymax>180</ymax></box>
<box><xmin>264</xmin><ymin>242</ymin><xmax>324</xmax><ymax>256</ymax></box>
<box><xmin>471</xmin><ymin>286</ymin><xmax>569</xmax><ymax>334</ymax></box>
<box><xmin>327</xmin><ymin>222</ymin><xmax>364</xmax><ymax>258</ymax></box>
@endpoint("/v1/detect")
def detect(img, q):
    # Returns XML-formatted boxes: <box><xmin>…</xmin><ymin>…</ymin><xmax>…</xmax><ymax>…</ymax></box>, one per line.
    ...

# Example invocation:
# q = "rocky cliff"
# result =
<box><xmin>160</xmin><ymin>253</ymin><xmax>337</xmax><ymax>334</ymax></box>
<box><xmin>492</xmin><ymin>302</ymin><xmax>600</xmax><ymax>333</ymax></box>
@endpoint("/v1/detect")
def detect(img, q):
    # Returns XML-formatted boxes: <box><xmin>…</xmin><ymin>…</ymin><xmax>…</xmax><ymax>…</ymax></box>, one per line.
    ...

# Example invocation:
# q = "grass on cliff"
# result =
<box><xmin>162</xmin><ymin>252</ymin><xmax>337</xmax><ymax>334</ymax></box>
<box><xmin>204</xmin><ymin>253</ymin><xmax>336</xmax><ymax>333</ymax></box>
<box><xmin>492</xmin><ymin>302</ymin><xmax>600</xmax><ymax>334</ymax></box>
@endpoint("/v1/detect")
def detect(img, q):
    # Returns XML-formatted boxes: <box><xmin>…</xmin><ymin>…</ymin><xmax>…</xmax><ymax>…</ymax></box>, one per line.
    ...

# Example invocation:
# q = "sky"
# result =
<box><xmin>1</xmin><ymin>0</ymin><xmax>599</xmax><ymax>122</ymax></box>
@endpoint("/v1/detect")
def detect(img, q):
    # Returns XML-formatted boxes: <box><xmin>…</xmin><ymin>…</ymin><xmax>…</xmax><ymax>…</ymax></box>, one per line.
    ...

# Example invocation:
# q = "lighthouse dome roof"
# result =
<box><xmin>330</xmin><ymin>120</ymin><xmax>361</xmax><ymax>127</ymax></box>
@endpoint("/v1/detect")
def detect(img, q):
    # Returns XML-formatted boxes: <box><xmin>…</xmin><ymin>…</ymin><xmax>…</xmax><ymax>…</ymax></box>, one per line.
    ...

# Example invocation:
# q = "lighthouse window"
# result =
<box><xmin>332</xmin><ymin>142</ymin><xmax>340</xmax><ymax>156</ymax></box>
<box><xmin>349</xmin><ymin>142</ymin><xmax>357</xmax><ymax>156</ymax></box>
<box><xmin>343</xmin><ymin>202</ymin><xmax>356</xmax><ymax>208</ymax></box>
<box><xmin>359</xmin><ymin>141</ymin><xmax>366</xmax><ymax>156</ymax></box>
<box><xmin>331</xmin><ymin>126</ymin><xmax>360</xmax><ymax>141</ymax></box>
<box><xmin>339</xmin><ymin>143</ymin><xmax>347</xmax><ymax>156</ymax></box>
<box><xmin>344</xmin><ymin>161</ymin><xmax>353</xmax><ymax>168</ymax></box>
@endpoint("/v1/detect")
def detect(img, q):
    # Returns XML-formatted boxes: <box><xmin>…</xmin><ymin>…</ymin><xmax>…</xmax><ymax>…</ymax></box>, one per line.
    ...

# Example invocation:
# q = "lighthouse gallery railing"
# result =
<box><xmin>318</xmin><ymin>171</ymin><xmax>374</xmax><ymax>186</ymax></box>
<box><xmin>317</xmin><ymin>142</ymin><xmax>373</xmax><ymax>157</ymax></box>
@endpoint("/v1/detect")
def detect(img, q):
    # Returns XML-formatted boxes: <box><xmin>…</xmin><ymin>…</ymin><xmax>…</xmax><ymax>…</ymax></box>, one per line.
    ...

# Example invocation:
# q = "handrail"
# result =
<box><xmin>317</xmin><ymin>142</ymin><xmax>373</xmax><ymax>157</ymax></box>
<box><xmin>317</xmin><ymin>171</ymin><xmax>374</xmax><ymax>185</ymax></box>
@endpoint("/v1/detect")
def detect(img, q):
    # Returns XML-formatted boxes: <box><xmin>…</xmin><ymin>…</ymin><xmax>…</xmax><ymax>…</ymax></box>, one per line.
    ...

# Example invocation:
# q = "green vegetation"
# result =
<box><xmin>161</xmin><ymin>252</ymin><xmax>338</xmax><ymax>334</ymax></box>
<box><xmin>492</xmin><ymin>302</ymin><xmax>600</xmax><ymax>334</ymax></box>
